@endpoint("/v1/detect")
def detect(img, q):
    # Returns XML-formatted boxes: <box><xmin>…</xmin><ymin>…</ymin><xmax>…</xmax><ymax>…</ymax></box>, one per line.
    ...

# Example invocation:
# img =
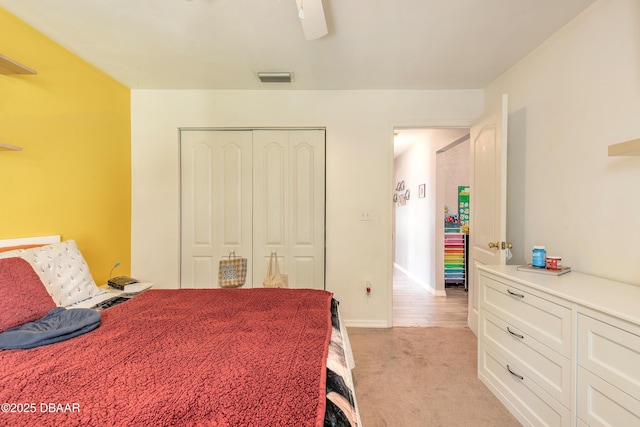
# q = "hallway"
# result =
<box><xmin>392</xmin><ymin>267</ymin><xmax>468</xmax><ymax>327</ymax></box>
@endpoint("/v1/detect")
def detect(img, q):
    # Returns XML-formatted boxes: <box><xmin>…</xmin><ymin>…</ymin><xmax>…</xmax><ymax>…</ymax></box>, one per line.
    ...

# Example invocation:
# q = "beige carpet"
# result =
<box><xmin>348</xmin><ymin>327</ymin><xmax>522</xmax><ymax>427</ymax></box>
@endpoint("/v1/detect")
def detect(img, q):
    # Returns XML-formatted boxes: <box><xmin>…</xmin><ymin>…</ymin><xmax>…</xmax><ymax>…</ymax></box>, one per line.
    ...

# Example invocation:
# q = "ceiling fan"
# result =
<box><xmin>294</xmin><ymin>0</ymin><xmax>328</xmax><ymax>40</ymax></box>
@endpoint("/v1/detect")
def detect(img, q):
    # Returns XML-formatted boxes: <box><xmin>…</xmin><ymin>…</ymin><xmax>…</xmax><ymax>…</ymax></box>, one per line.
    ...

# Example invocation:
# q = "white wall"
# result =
<box><xmin>131</xmin><ymin>89</ymin><xmax>483</xmax><ymax>327</ymax></box>
<box><xmin>487</xmin><ymin>0</ymin><xmax>640</xmax><ymax>285</ymax></box>
<box><xmin>394</xmin><ymin>138</ymin><xmax>438</xmax><ymax>291</ymax></box>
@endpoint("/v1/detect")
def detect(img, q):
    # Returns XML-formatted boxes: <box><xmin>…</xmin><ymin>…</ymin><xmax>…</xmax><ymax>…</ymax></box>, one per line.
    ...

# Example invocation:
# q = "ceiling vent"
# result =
<box><xmin>257</xmin><ymin>71</ymin><xmax>292</xmax><ymax>83</ymax></box>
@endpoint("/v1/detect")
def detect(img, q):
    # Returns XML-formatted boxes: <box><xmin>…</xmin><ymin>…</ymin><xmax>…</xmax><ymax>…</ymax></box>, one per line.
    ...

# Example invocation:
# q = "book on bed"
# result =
<box><xmin>107</xmin><ymin>275</ymin><xmax>139</xmax><ymax>290</ymax></box>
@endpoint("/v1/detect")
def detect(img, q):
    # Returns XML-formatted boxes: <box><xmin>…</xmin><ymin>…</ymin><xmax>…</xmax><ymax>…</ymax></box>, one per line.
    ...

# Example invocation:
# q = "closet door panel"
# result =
<box><xmin>292</xmin><ymin>142</ymin><xmax>314</xmax><ymax>245</ymax></box>
<box><xmin>192</xmin><ymin>143</ymin><xmax>212</xmax><ymax>245</ymax></box>
<box><xmin>181</xmin><ymin>130</ymin><xmax>253</xmax><ymax>288</ymax></box>
<box><xmin>253</xmin><ymin>131</ymin><xmax>289</xmax><ymax>286</ymax></box>
<box><xmin>254</xmin><ymin>130</ymin><xmax>325</xmax><ymax>289</ymax></box>
<box><xmin>263</xmin><ymin>140</ymin><xmax>287</xmax><ymax>246</ymax></box>
<box><xmin>288</xmin><ymin>130</ymin><xmax>325</xmax><ymax>289</ymax></box>
<box><xmin>192</xmin><ymin>257</ymin><xmax>213</xmax><ymax>288</ymax></box>
<box><xmin>221</xmin><ymin>143</ymin><xmax>245</xmax><ymax>245</ymax></box>
<box><xmin>292</xmin><ymin>256</ymin><xmax>315</xmax><ymax>288</ymax></box>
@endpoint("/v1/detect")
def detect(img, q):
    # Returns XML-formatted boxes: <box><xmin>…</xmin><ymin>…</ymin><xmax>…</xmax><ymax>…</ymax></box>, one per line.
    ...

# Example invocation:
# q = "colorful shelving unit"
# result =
<box><xmin>444</xmin><ymin>229</ymin><xmax>466</xmax><ymax>288</ymax></box>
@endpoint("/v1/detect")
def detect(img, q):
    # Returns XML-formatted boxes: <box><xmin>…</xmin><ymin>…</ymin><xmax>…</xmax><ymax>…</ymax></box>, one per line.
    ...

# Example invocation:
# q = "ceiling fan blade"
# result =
<box><xmin>295</xmin><ymin>0</ymin><xmax>328</xmax><ymax>40</ymax></box>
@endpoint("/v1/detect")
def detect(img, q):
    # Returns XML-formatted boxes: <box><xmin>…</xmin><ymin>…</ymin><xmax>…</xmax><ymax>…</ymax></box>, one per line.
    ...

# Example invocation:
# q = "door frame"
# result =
<box><xmin>388</xmin><ymin>121</ymin><xmax>473</xmax><ymax>327</ymax></box>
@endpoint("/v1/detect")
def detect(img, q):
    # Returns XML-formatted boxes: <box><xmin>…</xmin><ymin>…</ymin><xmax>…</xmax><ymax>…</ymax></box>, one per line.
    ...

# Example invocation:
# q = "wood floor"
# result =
<box><xmin>392</xmin><ymin>267</ymin><xmax>468</xmax><ymax>327</ymax></box>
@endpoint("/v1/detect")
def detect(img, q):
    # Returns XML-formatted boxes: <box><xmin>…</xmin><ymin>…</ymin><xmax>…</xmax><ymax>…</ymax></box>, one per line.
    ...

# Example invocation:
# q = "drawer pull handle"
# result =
<box><xmin>506</xmin><ymin>365</ymin><xmax>524</xmax><ymax>381</ymax></box>
<box><xmin>507</xmin><ymin>289</ymin><xmax>525</xmax><ymax>299</ymax></box>
<box><xmin>507</xmin><ymin>327</ymin><xmax>524</xmax><ymax>339</ymax></box>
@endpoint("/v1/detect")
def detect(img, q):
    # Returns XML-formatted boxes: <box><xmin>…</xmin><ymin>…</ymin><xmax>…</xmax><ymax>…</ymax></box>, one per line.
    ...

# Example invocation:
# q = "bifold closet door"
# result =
<box><xmin>180</xmin><ymin>130</ymin><xmax>253</xmax><ymax>288</ymax></box>
<box><xmin>180</xmin><ymin>129</ymin><xmax>325</xmax><ymax>289</ymax></box>
<box><xmin>252</xmin><ymin>130</ymin><xmax>325</xmax><ymax>289</ymax></box>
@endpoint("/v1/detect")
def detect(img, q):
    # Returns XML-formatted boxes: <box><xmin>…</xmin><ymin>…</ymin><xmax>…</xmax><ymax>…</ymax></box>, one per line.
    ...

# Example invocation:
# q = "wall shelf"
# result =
<box><xmin>0</xmin><ymin>53</ymin><xmax>37</xmax><ymax>75</ymax></box>
<box><xmin>1</xmin><ymin>53</ymin><xmax>34</xmax><ymax>151</ymax></box>
<box><xmin>0</xmin><ymin>143</ymin><xmax>23</xmax><ymax>151</ymax></box>
<box><xmin>608</xmin><ymin>138</ymin><xmax>640</xmax><ymax>156</ymax></box>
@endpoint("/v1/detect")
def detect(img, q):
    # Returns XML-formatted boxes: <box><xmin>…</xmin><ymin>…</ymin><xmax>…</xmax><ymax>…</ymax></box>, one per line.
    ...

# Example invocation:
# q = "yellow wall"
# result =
<box><xmin>0</xmin><ymin>9</ymin><xmax>131</xmax><ymax>284</ymax></box>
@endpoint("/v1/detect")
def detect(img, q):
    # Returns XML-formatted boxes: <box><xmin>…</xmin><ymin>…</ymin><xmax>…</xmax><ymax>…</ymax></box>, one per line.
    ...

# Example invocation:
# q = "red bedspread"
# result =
<box><xmin>0</xmin><ymin>288</ymin><xmax>334</xmax><ymax>427</ymax></box>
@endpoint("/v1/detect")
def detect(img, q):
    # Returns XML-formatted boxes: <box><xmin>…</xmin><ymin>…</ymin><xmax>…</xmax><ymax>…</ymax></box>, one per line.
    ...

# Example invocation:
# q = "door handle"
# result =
<box><xmin>488</xmin><ymin>241</ymin><xmax>513</xmax><ymax>250</ymax></box>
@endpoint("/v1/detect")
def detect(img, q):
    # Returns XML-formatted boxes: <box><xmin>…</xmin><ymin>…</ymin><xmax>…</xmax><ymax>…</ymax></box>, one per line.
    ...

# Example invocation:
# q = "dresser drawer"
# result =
<box><xmin>478</xmin><ymin>342</ymin><xmax>571</xmax><ymax>427</ymax></box>
<box><xmin>577</xmin><ymin>367</ymin><xmax>640</xmax><ymax>427</ymax></box>
<box><xmin>578</xmin><ymin>313</ymin><xmax>640</xmax><ymax>400</ymax></box>
<box><xmin>479</xmin><ymin>272</ymin><xmax>572</xmax><ymax>355</ymax></box>
<box><xmin>480</xmin><ymin>309</ymin><xmax>572</xmax><ymax>408</ymax></box>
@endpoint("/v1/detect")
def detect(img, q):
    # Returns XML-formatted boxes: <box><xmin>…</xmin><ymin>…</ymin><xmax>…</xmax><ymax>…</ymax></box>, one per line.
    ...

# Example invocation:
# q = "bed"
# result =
<box><xmin>0</xmin><ymin>236</ymin><xmax>361</xmax><ymax>427</ymax></box>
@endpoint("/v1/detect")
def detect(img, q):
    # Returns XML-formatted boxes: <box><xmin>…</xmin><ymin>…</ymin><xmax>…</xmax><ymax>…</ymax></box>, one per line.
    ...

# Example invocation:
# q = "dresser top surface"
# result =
<box><xmin>478</xmin><ymin>265</ymin><xmax>640</xmax><ymax>325</ymax></box>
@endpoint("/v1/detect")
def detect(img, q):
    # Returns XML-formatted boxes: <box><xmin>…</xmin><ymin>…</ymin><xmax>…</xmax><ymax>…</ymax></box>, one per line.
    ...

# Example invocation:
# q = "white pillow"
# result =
<box><xmin>0</xmin><ymin>240</ymin><xmax>101</xmax><ymax>307</ymax></box>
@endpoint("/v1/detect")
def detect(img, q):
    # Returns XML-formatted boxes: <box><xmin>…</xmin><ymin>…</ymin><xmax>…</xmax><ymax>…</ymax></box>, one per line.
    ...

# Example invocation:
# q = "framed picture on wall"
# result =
<box><xmin>418</xmin><ymin>184</ymin><xmax>425</xmax><ymax>198</ymax></box>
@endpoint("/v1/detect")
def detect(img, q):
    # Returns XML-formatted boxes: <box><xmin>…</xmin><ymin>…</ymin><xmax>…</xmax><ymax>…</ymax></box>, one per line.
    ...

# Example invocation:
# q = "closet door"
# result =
<box><xmin>180</xmin><ymin>129</ymin><xmax>325</xmax><ymax>289</ymax></box>
<box><xmin>180</xmin><ymin>130</ymin><xmax>253</xmax><ymax>288</ymax></box>
<box><xmin>253</xmin><ymin>130</ymin><xmax>325</xmax><ymax>289</ymax></box>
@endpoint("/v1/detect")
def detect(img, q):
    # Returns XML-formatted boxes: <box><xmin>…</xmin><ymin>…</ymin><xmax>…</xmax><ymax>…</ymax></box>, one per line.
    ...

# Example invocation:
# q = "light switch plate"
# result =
<box><xmin>359</xmin><ymin>210</ymin><xmax>372</xmax><ymax>221</ymax></box>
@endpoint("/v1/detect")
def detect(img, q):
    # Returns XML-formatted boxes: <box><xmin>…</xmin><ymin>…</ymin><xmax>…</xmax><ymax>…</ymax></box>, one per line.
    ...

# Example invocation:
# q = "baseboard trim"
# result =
<box><xmin>344</xmin><ymin>319</ymin><xmax>390</xmax><ymax>328</ymax></box>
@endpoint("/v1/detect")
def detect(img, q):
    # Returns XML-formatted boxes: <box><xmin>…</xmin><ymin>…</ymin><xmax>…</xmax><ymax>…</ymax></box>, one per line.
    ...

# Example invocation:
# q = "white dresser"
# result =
<box><xmin>477</xmin><ymin>265</ymin><xmax>640</xmax><ymax>427</ymax></box>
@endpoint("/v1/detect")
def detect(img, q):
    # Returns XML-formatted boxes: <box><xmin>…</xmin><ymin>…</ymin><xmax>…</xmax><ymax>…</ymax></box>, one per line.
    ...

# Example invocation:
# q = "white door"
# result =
<box><xmin>181</xmin><ymin>129</ymin><xmax>325</xmax><ymax>289</ymax></box>
<box><xmin>468</xmin><ymin>94</ymin><xmax>509</xmax><ymax>335</ymax></box>
<box><xmin>252</xmin><ymin>130</ymin><xmax>325</xmax><ymax>289</ymax></box>
<box><xmin>181</xmin><ymin>130</ymin><xmax>253</xmax><ymax>288</ymax></box>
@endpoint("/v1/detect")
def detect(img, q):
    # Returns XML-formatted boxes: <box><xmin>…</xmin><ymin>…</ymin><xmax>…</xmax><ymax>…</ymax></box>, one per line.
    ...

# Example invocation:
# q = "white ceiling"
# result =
<box><xmin>0</xmin><ymin>0</ymin><xmax>596</xmax><ymax>90</ymax></box>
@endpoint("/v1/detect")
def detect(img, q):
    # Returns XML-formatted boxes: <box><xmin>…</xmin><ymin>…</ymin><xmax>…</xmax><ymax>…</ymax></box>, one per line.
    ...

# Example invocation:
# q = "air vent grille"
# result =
<box><xmin>257</xmin><ymin>72</ymin><xmax>292</xmax><ymax>83</ymax></box>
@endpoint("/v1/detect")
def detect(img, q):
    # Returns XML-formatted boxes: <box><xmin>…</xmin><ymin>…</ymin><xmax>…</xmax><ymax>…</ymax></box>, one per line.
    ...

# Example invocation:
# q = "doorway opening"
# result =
<box><xmin>392</xmin><ymin>127</ymin><xmax>470</xmax><ymax>327</ymax></box>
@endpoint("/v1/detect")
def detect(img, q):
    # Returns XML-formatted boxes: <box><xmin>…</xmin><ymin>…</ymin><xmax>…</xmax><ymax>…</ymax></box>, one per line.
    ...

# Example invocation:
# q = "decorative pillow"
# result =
<box><xmin>0</xmin><ymin>257</ymin><xmax>56</xmax><ymax>332</ymax></box>
<box><xmin>0</xmin><ymin>240</ymin><xmax>101</xmax><ymax>307</ymax></box>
